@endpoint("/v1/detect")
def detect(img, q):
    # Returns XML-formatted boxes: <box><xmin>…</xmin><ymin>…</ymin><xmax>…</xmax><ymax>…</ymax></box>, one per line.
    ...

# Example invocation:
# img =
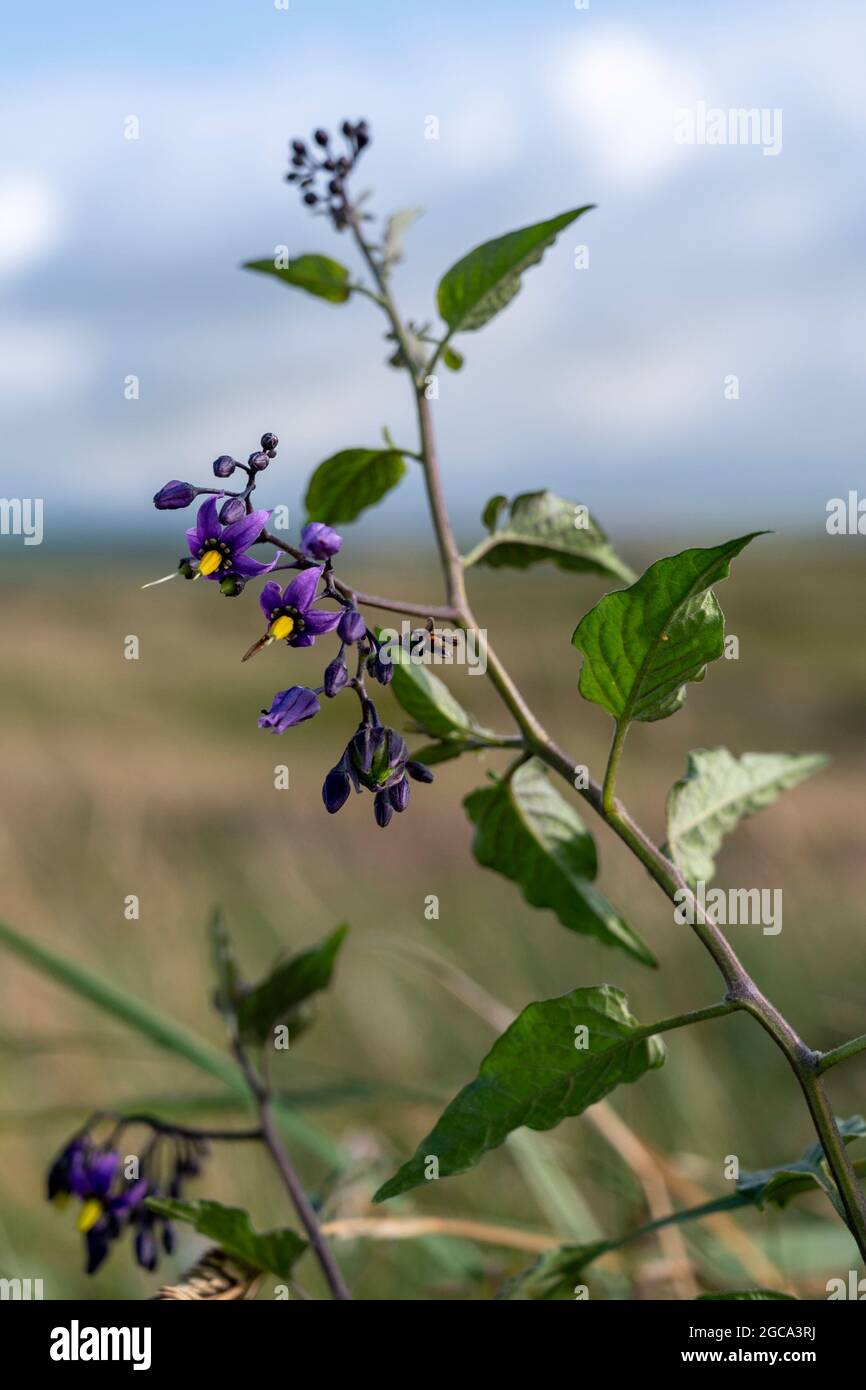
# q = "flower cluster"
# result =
<box><xmin>285</xmin><ymin>120</ymin><xmax>371</xmax><ymax>231</ymax></box>
<box><xmin>151</xmin><ymin>433</ymin><xmax>432</xmax><ymax>827</ymax></box>
<box><xmin>47</xmin><ymin>1117</ymin><xmax>207</xmax><ymax>1274</ymax></box>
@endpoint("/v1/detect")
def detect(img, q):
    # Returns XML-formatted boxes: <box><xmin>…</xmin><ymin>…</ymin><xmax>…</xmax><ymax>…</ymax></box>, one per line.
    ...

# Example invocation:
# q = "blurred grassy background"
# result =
<box><xmin>0</xmin><ymin>535</ymin><xmax>864</xmax><ymax>1299</ymax></box>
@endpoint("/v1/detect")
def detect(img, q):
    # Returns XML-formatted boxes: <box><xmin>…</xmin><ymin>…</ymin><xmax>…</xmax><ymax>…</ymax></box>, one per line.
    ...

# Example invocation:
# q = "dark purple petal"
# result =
<box><xmin>221</xmin><ymin>507</ymin><xmax>271</xmax><ymax>554</ymax></box>
<box><xmin>323</xmin><ymin>765</ymin><xmax>351</xmax><ymax>813</ymax></box>
<box><xmin>389</xmin><ymin>776</ymin><xmax>410</xmax><ymax>812</ymax></box>
<box><xmin>195</xmin><ymin>495</ymin><xmax>223</xmax><ymax>544</ymax></box>
<box><xmin>259</xmin><ymin>581</ymin><xmax>283</xmax><ymax>619</ymax></box>
<box><xmin>228</xmin><ymin>552</ymin><xmax>277</xmax><ymax>578</ymax></box>
<box><xmin>303</xmin><ymin>607</ymin><xmax>342</xmax><ymax>636</ymax></box>
<box><xmin>338</xmin><ymin>608</ymin><xmax>366</xmax><ymax>643</ymax></box>
<box><xmin>185</xmin><ymin>526</ymin><xmax>201</xmax><ymax>557</ymax></box>
<box><xmin>135</xmin><ymin>1224</ymin><xmax>159</xmax><ymax>1271</ymax></box>
<box><xmin>324</xmin><ymin>656</ymin><xmax>349</xmax><ymax>698</ymax></box>
<box><xmin>85</xmin><ymin>1225</ymin><xmax>111</xmax><ymax>1274</ymax></box>
<box><xmin>281</xmin><ymin>565</ymin><xmax>322</xmax><ymax>613</ymax></box>
<box><xmin>289</xmin><ymin>632</ymin><xmax>316</xmax><ymax>648</ymax></box>
<box><xmin>258</xmin><ymin>686</ymin><xmax>320</xmax><ymax>732</ymax></box>
<box><xmin>374</xmin><ymin>791</ymin><xmax>393</xmax><ymax>828</ymax></box>
<box><xmin>407</xmin><ymin>760</ymin><xmax>434</xmax><ymax>784</ymax></box>
<box><xmin>86</xmin><ymin>1151</ymin><xmax>120</xmax><ymax>1199</ymax></box>
<box><xmin>219</xmin><ymin>496</ymin><xmax>247</xmax><ymax>526</ymax></box>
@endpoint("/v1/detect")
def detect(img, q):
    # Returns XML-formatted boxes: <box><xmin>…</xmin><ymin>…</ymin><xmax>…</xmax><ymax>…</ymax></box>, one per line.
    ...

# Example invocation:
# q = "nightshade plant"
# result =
<box><xmin>8</xmin><ymin>116</ymin><xmax>865</xmax><ymax>1300</ymax></box>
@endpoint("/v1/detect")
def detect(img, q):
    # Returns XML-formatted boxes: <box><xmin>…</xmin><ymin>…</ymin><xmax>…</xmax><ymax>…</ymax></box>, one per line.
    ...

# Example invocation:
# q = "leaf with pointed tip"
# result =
<box><xmin>304</xmin><ymin>448</ymin><xmax>406</xmax><ymax>525</ymax></box>
<box><xmin>497</xmin><ymin>1241</ymin><xmax>613</xmax><ymax>1300</ymax></box>
<box><xmin>442</xmin><ymin>346</ymin><xmax>464</xmax><ymax>371</ymax></box>
<box><xmin>665</xmin><ymin>748</ymin><xmax>828</xmax><ymax>884</ymax></box>
<box><xmin>374</xmin><ymin>985</ymin><xmax>665</xmax><ymax>1201</ymax></box>
<box><xmin>465</xmin><ymin>490</ymin><xmax>634</xmax><ymax>582</ymax></box>
<box><xmin>572</xmin><ymin>535</ymin><xmax>762</xmax><ymax>725</ymax></box>
<box><xmin>481</xmin><ymin>494</ymin><xmax>509</xmax><ymax>533</ymax></box>
<box><xmin>236</xmin><ymin>925</ymin><xmax>348</xmax><ymax>1047</ymax></box>
<box><xmin>146</xmin><ymin>1198</ymin><xmax>307</xmax><ymax>1280</ymax></box>
<box><xmin>737</xmin><ymin>1115</ymin><xmax>866</xmax><ymax>1221</ymax></box>
<box><xmin>243</xmin><ymin>254</ymin><xmax>352</xmax><ymax>304</ymax></box>
<box><xmin>464</xmin><ymin>759</ymin><xmax>656</xmax><ymax>965</ymax></box>
<box><xmin>437</xmin><ymin>207</ymin><xmax>593</xmax><ymax>335</ymax></box>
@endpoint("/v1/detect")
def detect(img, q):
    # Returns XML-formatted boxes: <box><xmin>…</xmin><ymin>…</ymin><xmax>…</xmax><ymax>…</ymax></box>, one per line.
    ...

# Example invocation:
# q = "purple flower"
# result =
<box><xmin>323</xmin><ymin>762</ymin><xmax>352</xmax><ymax>813</ymax></box>
<box><xmin>300</xmin><ymin>521</ymin><xmax>343</xmax><ymax>562</ymax></box>
<box><xmin>258</xmin><ymin>686</ymin><xmax>321</xmax><ymax>732</ymax></box>
<box><xmin>185</xmin><ymin>495</ymin><xmax>275</xmax><ymax>581</ymax></box>
<box><xmin>154</xmin><ymin>480</ymin><xmax>197</xmax><ymax>510</ymax></box>
<box><xmin>324</xmin><ymin>655</ymin><xmax>350</xmax><ymax>698</ymax></box>
<box><xmin>257</xmin><ymin>567</ymin><xmax>341</xmax><ymax>648</ymax></box>
<box><xmin>322</xmin><ymin>721</ymin><xmax>432</xmax><ymax>827</ymax></box>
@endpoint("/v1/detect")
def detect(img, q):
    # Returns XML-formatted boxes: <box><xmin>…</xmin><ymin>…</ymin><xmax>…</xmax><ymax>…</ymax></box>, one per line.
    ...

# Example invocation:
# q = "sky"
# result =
<box><xmin>2</xmin><ymin>0</ymin><xmax>865</xmax><ymax>548</ymax></box>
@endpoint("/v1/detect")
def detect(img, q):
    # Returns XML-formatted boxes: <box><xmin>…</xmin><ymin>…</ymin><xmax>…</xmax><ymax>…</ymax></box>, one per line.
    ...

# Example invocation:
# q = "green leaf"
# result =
<box><xmin>497</xmin><ymin>1241</ymin><xmax>613</xmax><ymax>1300</ymax></box>
<box><xmin>697</xmin><ymin>1290</ymin><xmax>797</xmax><ymax>1301</ymax></box>
<box><xmin>442</xmin><ymin>346</ymin><xmax>464</xmax><ymax>372</ymax></box>
<box><xmin>243</xmin><ymin>254</ymin><xmax>351</xmax><ymax>304</ymax></box>
<box><xmin>737</xmin><ymin>1116</ymin><xmax>866</xmax><ymax>1220</ymax></box>
<box><xmin>437</xmin><ymin>207</ymin><xmax>593</xmax><ymax>335</ymax></box>
<box><xmin>146</xmin><ymin>1198</ymin><xmax>307</xmax><ymax>1280</ymax></box>
<box><xmin>0</xmin><ymin>918</ymin><xmax>338</xmax><ymax>1164</ymax></box>
<box><xmin>572</xmin><ymin>535</ymin><xmax>763</xmax><ymax>725</ymax></box>
<box><xmin>481</xmin><ymin>494</ymin><xmax>508</xmax><ymax>533</ymax></box>
<box><xmin>374</xmin><ymin>985</ymin><xmax>665</xmax><ymax>1201</ymax></box>
<box><xmin>237</xmin><ymin>925</ymin><xmax>348</xmax><ymax>1047</ymax></box>
<box><xmin>665</xmin><ymin>748</ymin><xmax>828</xmax><ymax>884</ymax></box>
<box><xmin>304</xmin><ymin>448</ymin><xmax>406</xmax><ymax>525</ymax></box>
<box><xmin>388</xmin><ymin>650</ymin><xmax>491</xmax><ymax>743</ymax></box>
<box><xmin>465</xmin><ymin>490</ymin><xmax>634</xmax><ymax>582</ymax></box>
<box><xmin>208</xmin><ymin>908</ymin><xmax>243</xmax><ymax>1023</ymax></box>
<box><xmin>464</xmin><ymin>759</ymin><xmax>656</xmax><ymax>966</ymax></box>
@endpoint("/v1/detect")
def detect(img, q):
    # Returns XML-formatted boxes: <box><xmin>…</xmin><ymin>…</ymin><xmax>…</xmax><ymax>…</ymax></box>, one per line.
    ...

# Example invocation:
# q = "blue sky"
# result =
<box><xmin>3</xmin><ymin>0</ymin><xmax>865</xmax><ymax>546</ymax></box>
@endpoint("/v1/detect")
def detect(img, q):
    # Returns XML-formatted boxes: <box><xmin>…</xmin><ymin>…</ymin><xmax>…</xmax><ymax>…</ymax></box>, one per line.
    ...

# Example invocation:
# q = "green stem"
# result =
<box><xmin>817</xmin><ymin>1034</ymin><xmax>866</xmax><ymax>1075</ymax></box>
<box><xmin>602</xmin><ymin>721</ymin><xmax>629</xmax><ymax>817</ymax></box>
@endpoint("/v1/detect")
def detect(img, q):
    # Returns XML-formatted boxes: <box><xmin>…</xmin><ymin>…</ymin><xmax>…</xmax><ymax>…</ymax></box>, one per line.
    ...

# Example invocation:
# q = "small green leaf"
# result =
<box><xmin>374</xmin><ymin>985</ymin><xmax>665</xmax><ymax>1201</ymax></box>
<box><xmin>388</xmin><ymin>650</ymin><xmax>491</xmax><ymax>743</ymax></box>
<box><xmin>465</xmin><ymin>490</ymin><xmax>634</xmax><ymax>582</ymax></box>
<box><xmin>146</xmin><ymin>1198</ymin><xmax>307</xmax><ymax>1280</ymax></box>
<box><xmin>737</xmin><ymin>1116</ymin><xmax>866</xmax><ymax>1221</ymax></box>
<box><xmin>697</xmin><ymin>1290</ymin><xmax>797</xmax><ymax>1301</ymax></box>
<box><xmin>437</xmin><ymin>207</ymin><xmax>593</xmax><ymax>335</ymax></box>
<box><xmin>442</xmin><ymin>346</ymin><xmax>464</xmax><ymax>371</ymax></box>
<box><xmin>304</xmin><ymin>448</ymin><xmax>406</xmax><ymax>525</ymax></box>
<box><xmin>464</xmin><ymin>759</ymin><xmax>656</xmax><ymax>965</ymax></box>
<box><xmin>243</xmin><ymin>254</ymin><xmax>352</xmax><ymax>304</ymax></box>
<box><xmin>665</xmin><ymin>748</ymin><xmax>828</xmax><ymax>884</ymax></box>
<box><xmin>498</xmin><ymin>1241</ymin><xmax>613</xmax><ymax>1300</ymax></box>
<box><xmin>572</xmin><ymin>535</ymin><xmax>763</xmax><ymax>725</ymax></box>
<box><xmin>237</xmin><ymin>925</ymin><xmax>348</xmax><ymax>1047</ymax></box>
<box><xmin>481</xmin><ymin>494</ymin><xmax>508</xmax><ymax>533</ymax></box>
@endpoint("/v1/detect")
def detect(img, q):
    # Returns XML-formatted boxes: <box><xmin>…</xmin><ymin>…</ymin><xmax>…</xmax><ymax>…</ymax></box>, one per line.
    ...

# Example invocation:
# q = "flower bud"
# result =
<box><xmin>322</xmin><ymin>764</ymin><xmax>351</xmax><ymax>814</ymax></box>
<box><xmin>258</xmin><ymin>686</ymin><xmax>320</xmax><ymax>732</ymax></box>
<box><xmin>314</xmin><ymin>128</ymin><xmax>329</xmax><ymax>147</ymax></box>
<box><xmin>300</xmin><ymin>521</ymin><xmax>343</xmax><ymax>561</ymax></box>
<box><xmin>338</xmin><ymin>607</ymin><xmax>366</xmax><ymax>643</ymax></box>
<box><xmin>260</xmin><ymin>432</ymin><xmax>279</xmax><ymax>453</ymax></box>
<box><xmin>374</xmin><ymin>790</ymin><xmax>393</xmax><ymax>828</ymax></box>
<box><xmin>219</xmin><ymin>496</ymin><xmax>247</xmax><ymax>525</ymax></box>
<box><xmin>292</xmin><ymin>139</ymin><xmax>307</xmax><ymax>157</ymax></box>
<box><xmin>212</xmin><ymin>455</ymin><xmax>236</xmax><ymax>478</ymax></box>
<box><xmin>324</xmin><ymin>656</ymin><xmax>349</xmax><ymax>698</ymax></box>
<box><xmin>248</xmin><ymin>451</ymin><xmax>270</xmax><ymax>472</ymax></box>
<box><xmin>154</xmin><ymin>480</ymin><xmax>196</xmax><ymax>510</ymax></box>
<box><xmin>389</xmin><ymin>776</ymin><xmax>410</xmax><ymax>813</ymax></box>
<box><xmin>366</xmin><ymin>650</ymin><xmax>393</xmax><ymax>686</ymax></box>
<box><xmin>407</xmin><ymin>760</ymin><xmax>434</xmax><ymax>784</ymax></box>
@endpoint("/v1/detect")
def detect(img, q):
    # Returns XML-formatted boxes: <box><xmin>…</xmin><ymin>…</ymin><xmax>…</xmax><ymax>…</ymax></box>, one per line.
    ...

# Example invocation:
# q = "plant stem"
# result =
<box><xmin>347</xmin><ymin>216</ymin><xmax>866</xmax><ymax>1263</ymax></box>
<box><xmin>818</xmin><ymin>1035</ymin><xmax>866</xmax><ymax>1075</ymax></box>
<box><xmin>233</xmin><ymin>1043</ymin><xmax>351</xmax><ymax>1300</ymax></box>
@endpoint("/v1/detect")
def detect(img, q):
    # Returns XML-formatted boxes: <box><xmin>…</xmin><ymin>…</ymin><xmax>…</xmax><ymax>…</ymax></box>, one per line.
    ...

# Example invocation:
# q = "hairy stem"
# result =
<box><xmin>343</xmin><ymin>213</ymin><xmax>866</xmax><ymax>1261</ymax></box>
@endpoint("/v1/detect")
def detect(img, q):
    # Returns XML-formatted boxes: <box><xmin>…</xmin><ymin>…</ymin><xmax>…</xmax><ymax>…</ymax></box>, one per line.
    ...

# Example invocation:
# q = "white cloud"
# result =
<box><xmin>0</xmin><ymin>176</ymin><xmax>62</xmax><ymax>277</ymax></box>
